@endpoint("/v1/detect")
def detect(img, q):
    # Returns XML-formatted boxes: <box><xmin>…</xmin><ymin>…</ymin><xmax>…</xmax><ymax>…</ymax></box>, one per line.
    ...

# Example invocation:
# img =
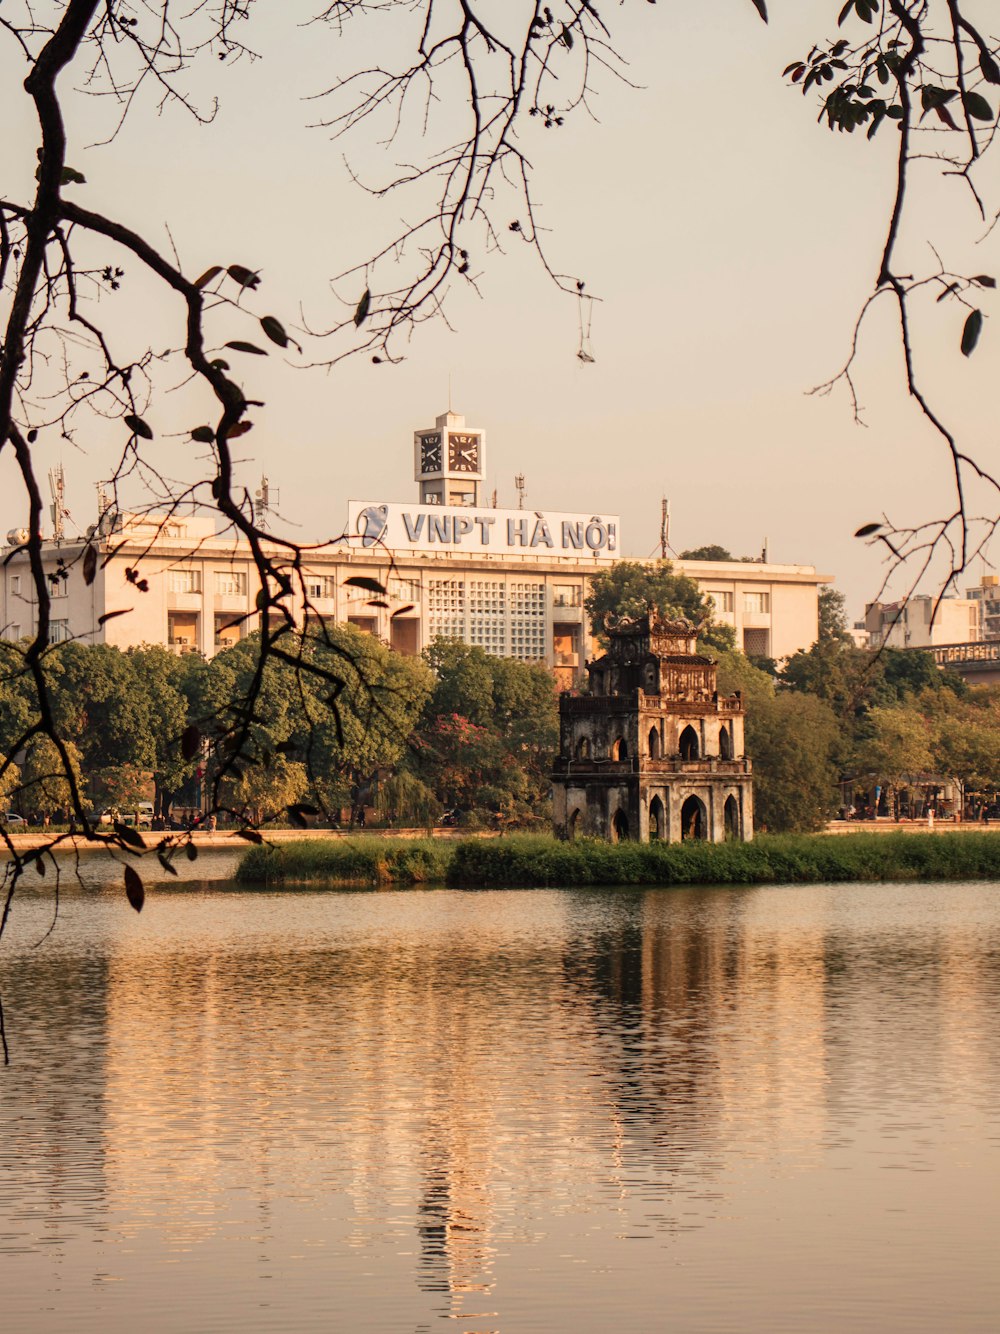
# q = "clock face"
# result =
<box><xmin>448</xmin><ymin>432</ymin><xmax>480</xmax><ymax>473</ymax></box>
<box><xmin>419</xmin><ymin>432</ymin><xmax>442</xmax><ymax>473</ymax></box>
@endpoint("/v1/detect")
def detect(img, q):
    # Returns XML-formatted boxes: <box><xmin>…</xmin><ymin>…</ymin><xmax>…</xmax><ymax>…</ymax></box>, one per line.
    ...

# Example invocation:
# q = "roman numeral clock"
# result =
<box><xmin>414</xmin><ymin>411</ymin><xmax>485</xmax><ymax>507</ymax></box>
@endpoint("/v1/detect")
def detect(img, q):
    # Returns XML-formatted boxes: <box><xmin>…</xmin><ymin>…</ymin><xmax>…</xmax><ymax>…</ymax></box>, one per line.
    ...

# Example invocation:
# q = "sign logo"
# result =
<box><xmin>357</xmin><ymin>504</ymin><xmax>388</xmax><ymax>547</ymax></box>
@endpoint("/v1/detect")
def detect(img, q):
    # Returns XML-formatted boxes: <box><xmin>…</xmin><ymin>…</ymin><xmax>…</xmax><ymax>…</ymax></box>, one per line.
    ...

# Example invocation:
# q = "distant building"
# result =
<box><xmin>551</xmin><ymin>613</ymin><xmax>753</xmax><ymax>843</ymax></box>
<box><xmin>1</xmin><ymin>409</ymin><xmax>831</xmax><ymax>683</ymax></box>
<box><xmin>849</xmin><ymin>620</ymin><xmax>869</xmax><ymax>650</ymax></box>
<box><xmin>864</xmin><ymin>596</ymin><xmax>981</xmax><ymax>650</ymax></box>
<box><xmin>965</xmin><ymin>574</ymin><xmax>1000</xmax><ymax>641</ymax></box>
<box><xmin>672</xmin><ymin>557</ymin><xmax>827</xmax><ymax>662</ymax></box>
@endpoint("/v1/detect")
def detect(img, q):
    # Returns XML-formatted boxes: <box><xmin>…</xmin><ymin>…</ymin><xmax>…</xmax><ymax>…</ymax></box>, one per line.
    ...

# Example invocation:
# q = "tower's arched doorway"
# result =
<box><xmin>648</xmin><ymin>726</ymin><xmax>660</xmax><ymax>759</ymax></box>
<box><xmin>681</xmin><ymin>795</ymin><xmax>707</xmax><ymax>841</ymax></box>
<box><xmin>649</xmin><ymin>795</ymin><xmax>665</xmax><ymax>841</ymax></box>
<box><xmin>576</xmin><ymin>736</ymin><xmax>591</xmax><ymax>760</ymax></box>
<box><xmin>612</xmin><ymin>808</ymin><xmax>629</xmax><ymax>843</ymax></box>
<box><xmin>611</xmin><ymin>737</ymin><xmax>628</xmax><ymax>761</ymax></box>
<box><xmin>724</xmin><ymin>794</ymin><xmax>740</xmax><ymax>840</ymax></box>
<box><xmin>679</xmin><ymin>726</ymin><xmax>700</xmax><ymax>761</ymax></box>
<box><xmin>719</xmin><ymin>724</ymin><xmax>733</xmax><ymax>760</ymax></box>
<box><xmin>569</xmin><ymin>807</ymin><xmax>582</xmax><ymax>840</ymax></box>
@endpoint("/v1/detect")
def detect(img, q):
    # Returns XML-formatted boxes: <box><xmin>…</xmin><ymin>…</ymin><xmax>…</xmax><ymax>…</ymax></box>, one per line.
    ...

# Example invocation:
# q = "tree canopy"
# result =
<box><xmin>679</xmin><ymin>546</ymin><xmax>734</xmax><ymax>562</ymax></box>
<box><xmin>407</xmin><ymin>640</ymin><xmax>558</xmax><ymax>826</ymax></box>
<box><xmin>584</xmin><ymin>560</ymin><xmax>736</xmax><ymax>653</ymax></box>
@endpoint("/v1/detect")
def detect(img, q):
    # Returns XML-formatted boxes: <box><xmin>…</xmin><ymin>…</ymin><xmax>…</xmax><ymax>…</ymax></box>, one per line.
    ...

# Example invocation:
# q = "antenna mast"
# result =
<box><xmin>48</xmin><ymin>466</ymin><xmax>67</xmax><ymax>543</ymax></box>
<box><xmin>660</xmin><ymin>497</ymin><xmax>670</xmax><ymax>560</ymax></box>
<box><xmin>255</xmin><ymin>475</ymin><xmax>280</xmax><ymax>532</ymax></box>
<box><xmin>514</xmin><ymin>474</ymin><xmax>526</xmax><ymax>510</ymax></box>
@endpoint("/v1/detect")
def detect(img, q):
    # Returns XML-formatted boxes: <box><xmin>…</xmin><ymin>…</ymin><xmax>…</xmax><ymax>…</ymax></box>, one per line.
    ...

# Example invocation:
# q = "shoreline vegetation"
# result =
<box><xmin>236</xmin><ymin>831</ymin><xmax>1000</xmax><ymax>889</ymax></box>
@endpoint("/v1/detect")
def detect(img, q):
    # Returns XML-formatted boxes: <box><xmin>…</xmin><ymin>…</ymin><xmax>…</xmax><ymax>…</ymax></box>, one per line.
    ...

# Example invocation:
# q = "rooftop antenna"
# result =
<box><xmin>660</xmin><ymin>497</ymin><xmax>670</xmax><ymax>561</ymax></box>
<box><xmin>95</xmin><ymin>481</ymin><xmax>114</xmax><ymax>536</ymax></box>
<box><xmin>761</xmin><ymin>536</ymin><xmax>769</xmax><ymax>563</ymax></box>
<box><xmin>255</xmin><ymin>474</ymin><xmax>280</xmax><ymax>532</ymax></box>
<box><xmin>48</xmin><ymin>465</ymin><xmax>68</xmax><ymax>543</ymax></box>
<box><xmin>514</xmin><ymin>473</ymin><xmax>526</xmax><ymax>510</ymax></box>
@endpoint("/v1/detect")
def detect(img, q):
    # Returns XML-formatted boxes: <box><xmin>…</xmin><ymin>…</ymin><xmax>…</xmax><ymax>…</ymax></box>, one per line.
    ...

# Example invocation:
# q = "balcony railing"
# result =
<box><xmin>553</xmin><ymin>756</ymin><xmax>751</xmax><ymax>776</ymax></box>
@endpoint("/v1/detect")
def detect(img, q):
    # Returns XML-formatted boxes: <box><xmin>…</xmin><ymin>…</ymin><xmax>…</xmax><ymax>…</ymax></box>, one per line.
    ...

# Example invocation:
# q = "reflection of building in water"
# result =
<box><xmin>560</xmin><ymin>889</ymin><xmax>831</xmax><ymax>1158</ymax></box>
<box><xmin>416</xmin><ymin>1160</ymin><xmax>494</xmax><ymax>1309</ymax></box>
<box><xmin>102</xmin><ymin>946</ymin><xmax>264</xmax><ymax>1253</ymax></box>
<box><xmin>0</xmin><ymin>952</ymin><xmax>112</xmax><ymax>1250</ymax></box>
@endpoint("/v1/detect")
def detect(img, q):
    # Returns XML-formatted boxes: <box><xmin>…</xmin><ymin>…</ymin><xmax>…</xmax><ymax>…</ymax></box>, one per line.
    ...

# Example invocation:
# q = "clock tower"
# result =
<box><xmin>414</xmin><ymin>410</ymin><xmax>485</xmax><ymax>506</ymax></box>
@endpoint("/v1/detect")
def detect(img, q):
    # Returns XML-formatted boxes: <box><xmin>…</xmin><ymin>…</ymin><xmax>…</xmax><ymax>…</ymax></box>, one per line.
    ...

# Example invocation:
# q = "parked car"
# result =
<box><xmin>120</xmin><ymin>810</ymin><xmax>154</xmax><ymax>830</ymax></box>
<box><xmin>1</xmin><ymin>812</ymin><xmax>26</xmax><ymax>826</ymax></box>
<box><xmin>98</xmin><ymin>804</ymin><xmax>154</xmax><ymax>830</ymax></box>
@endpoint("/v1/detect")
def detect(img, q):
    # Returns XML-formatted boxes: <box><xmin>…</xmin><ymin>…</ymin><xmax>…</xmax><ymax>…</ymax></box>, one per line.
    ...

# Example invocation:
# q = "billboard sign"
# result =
<box><xmin>346</xmin><ymin>501</ymin><xmax>619</xmax><ymax>558</ymax></box>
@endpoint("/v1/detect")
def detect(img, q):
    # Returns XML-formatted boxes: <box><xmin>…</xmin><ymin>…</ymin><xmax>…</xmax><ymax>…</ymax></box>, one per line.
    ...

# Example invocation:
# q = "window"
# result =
<box><xmin>743</xmin><ymin>627</ymin><xmax>770</xmax><ymax>658</ymax></box>
<box><xmin>50</xmin><ymin>575</ymin><xmax>68</xmax><ymax>598</ymax></box>
<box><xmin>344</xmin><ymin>573</ymin><xmax>380</xmax><ymax>602</ymax></box>
<box><xmin>428</xmin><ymin>578</ymin><xmax>466</xmax><ymax>640</ymax></box>
<box><xmin>215</xmin><ymin>570</ymin><xmax>248</xmax><ymax>597</ymax></box>
<box><xmin>390</xmin><ymin>619</ymin><xmax>419</xmax><ymax>655</ymax></box>
<box><xmin>743</xmin><ymin>591</ymin><xmax>770</xmax><ymax>615</ymax></box>
<box><xmin>707</xmin><ymin>590</ymin><xmax>734</xmax><ymax>613</ymax></box>
<box><xmin>469</xmin><ymin>579</ymin><xmax>506</xmax><ymax>655</ymax></box>
<box><xmin>305</xmin><ymin>574</ymin><xmax>336</xmax><ymax>600</ymax></box>
<box><xmin>509</xmin><ymin>581</ymin><xmax>546</xmax><ymax>661</ymax></box>
<box><xmin>10</xmin><ymin>575</ymin><xmax>20</xmax><ymax>596</ymax></box>
<box><xmin>347</xmin><ymin>616</ymin><xmax>377</xmax><ymax>636</ymax></box>
<box><xmin>168</xmin><ymin>569</ymin><xmax>201</xmax><ymax>594</ymax></box>
<box><xmin>214</xmin><ymin>613</ymin><xmax>242</xmax><ymax>649</ymax></box>
<box><xmin>553</xmin><ymin>583</ymin><xmax>582</xmax><ymax>608</ymax></box>
<box><xmin>552</xmin><ymin>625</ymin><xmax>580</xmax><ymax>666</ymax></box>
<box><xmin>50</xmin><ymin>620</ymin><xmax>71</xmax><ymax>644</ymax></box>
<box><xmin>679</xmin><ymin>726</ymin><xmax>700</xmax><ymax>761</ymax></box>
<box><xmin>390</xmin><ymin>576</ymin><xmax>421</xmax><ymax>604</ymax></box>
<box><xmin>8</xmin><ymin>624</ymin><xmax>21</xmax><ymax>641</ymax></box>
<box><xmin>168</xmin><ymin>611</ymin><xmax>199</xmax><ymax>649</ymax></box>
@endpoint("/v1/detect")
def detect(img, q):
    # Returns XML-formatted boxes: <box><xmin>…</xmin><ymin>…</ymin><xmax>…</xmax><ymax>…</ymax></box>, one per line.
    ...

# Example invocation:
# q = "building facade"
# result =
<box><xmin>1</xmin><ymin>410</ymin><xmax>831</xmax><ymax>681</ymax></box>
<box><xmin>864</xmin><ymin>595</ymin><xmax>981</xmax><ymax>650</ymax></box>
<box><xmin>552</xmin><ymin>614</ymin><xmax>753</xmax><ymax>843</ymax></box>
<box><xmin>965</xmin><ymin>574</ymin><xmax>1000</xmax><ymax>641</ymax></box>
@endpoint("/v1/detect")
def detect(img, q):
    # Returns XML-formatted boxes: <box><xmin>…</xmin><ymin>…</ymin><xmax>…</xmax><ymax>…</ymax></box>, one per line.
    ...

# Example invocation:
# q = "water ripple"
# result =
<box><xmin>0</xmin><ymin>881</ymin><xmax>999</xmax><ymax>1332</ymax></box>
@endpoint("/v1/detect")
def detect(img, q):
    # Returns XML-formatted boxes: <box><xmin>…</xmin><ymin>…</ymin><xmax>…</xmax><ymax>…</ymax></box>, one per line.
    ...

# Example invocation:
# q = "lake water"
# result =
<box><xmin>1</xmin><ymin>878</ymin><xmax>998</xmax><ymax>1333</ymax></box>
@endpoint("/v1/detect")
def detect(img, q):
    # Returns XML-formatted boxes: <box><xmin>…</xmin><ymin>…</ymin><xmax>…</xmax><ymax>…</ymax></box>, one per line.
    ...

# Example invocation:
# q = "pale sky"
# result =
<box><xmin>2</xmin><ymin>2</ymin><xmax>998</xmax><ymax>622</ymax></box>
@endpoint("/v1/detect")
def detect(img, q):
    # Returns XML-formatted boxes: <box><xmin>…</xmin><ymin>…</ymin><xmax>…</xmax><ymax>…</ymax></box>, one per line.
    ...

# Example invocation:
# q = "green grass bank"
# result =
<box><xmin>237</xmin><ymin>831</ymin><xmax>1000</xmax><ymax>888</ymax></box>
<box><xmin>236</xmin><ymin>837</ymin><xmax>453</xmax><ymax>887</ymax></box>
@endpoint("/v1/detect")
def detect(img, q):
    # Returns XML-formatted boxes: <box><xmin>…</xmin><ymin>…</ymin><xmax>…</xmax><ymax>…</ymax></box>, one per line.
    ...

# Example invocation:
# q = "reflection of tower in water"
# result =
<box><xmin>560</xmin><ymin>889</ymin><xmax>830</xmax><ymax>1167</ymax></box>
<box><xmin>417</xmin><ymin>1159</ymin><xmax>494</xmax><ymax>1307</ymax></box>
<box><xmin>413</xmin><ymin>994</ymin><xmax>498</xmax><ymax>1325</ymax></box>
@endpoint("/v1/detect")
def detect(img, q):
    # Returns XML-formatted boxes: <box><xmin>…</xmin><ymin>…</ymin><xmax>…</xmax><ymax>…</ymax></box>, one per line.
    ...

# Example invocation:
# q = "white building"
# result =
<box><xmin>1</xmin><ymin>410</ymin><xmax>832</xmax><ymax>684</ymax></box>
<box><xmin>864</xmin><ymin>595</ymin><xmax>981</xmax><ymax>650</ymax></box>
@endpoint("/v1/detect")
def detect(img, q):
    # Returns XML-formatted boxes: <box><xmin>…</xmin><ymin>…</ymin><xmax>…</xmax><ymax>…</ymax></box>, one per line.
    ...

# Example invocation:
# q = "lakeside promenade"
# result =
<box><xmin>1</xmin><ymin>826</ymin><xmax>493</xmax><ymax>856</ymax></box>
